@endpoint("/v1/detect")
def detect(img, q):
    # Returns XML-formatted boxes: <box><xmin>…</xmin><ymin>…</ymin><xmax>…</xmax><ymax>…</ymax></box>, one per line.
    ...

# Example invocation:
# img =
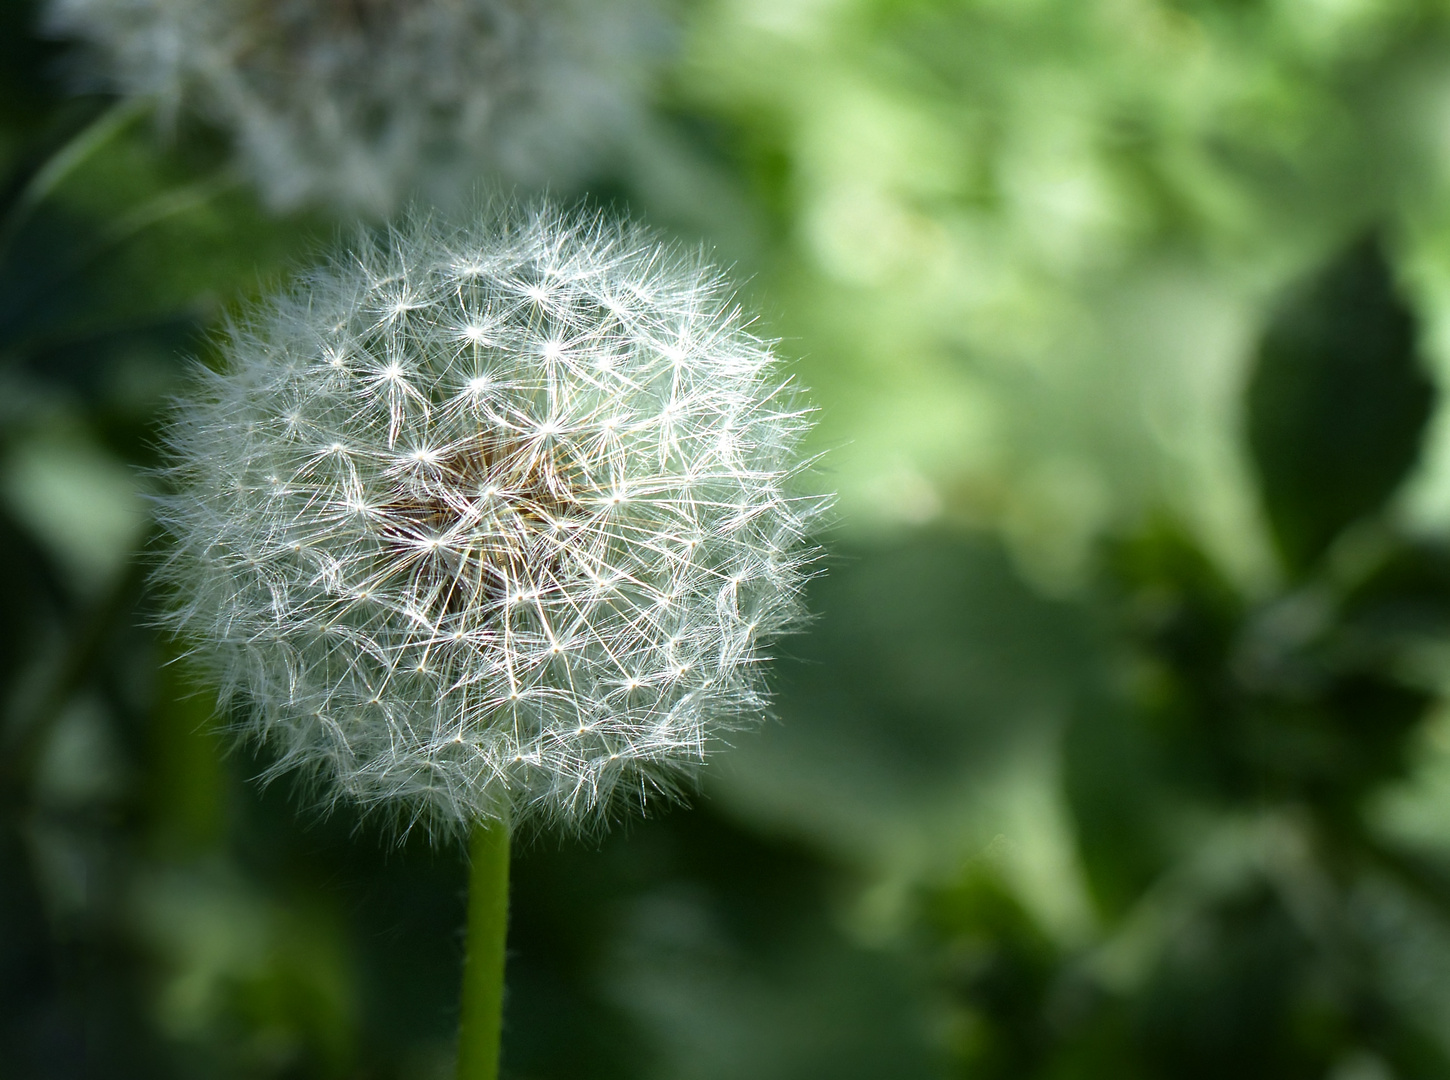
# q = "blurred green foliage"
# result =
<box><xmin>6</xmin><ymin>0</ymin><xmax>1450</xmax><ymax>1077</ymax></box>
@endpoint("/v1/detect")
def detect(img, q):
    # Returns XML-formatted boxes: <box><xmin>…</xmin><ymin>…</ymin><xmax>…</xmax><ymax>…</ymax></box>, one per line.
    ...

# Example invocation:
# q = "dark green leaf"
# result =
<box><xmin>1247</xmin><ymin>238</ymin><xmax>1434</xmax><ymax>573</ymax></box>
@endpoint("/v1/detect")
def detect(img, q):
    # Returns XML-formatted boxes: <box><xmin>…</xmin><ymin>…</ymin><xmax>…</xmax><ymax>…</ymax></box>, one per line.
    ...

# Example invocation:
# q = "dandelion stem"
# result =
<box><xmin>457</xmin><ymin>812</ymin><xmax>511</xmax><ymax>1080</ymax></box>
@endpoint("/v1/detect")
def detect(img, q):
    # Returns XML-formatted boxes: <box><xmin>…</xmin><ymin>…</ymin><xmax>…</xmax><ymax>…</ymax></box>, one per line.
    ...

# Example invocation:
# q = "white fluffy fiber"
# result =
<box><xmin>156</xmin><ymin>203</ymin><xmax>823</xmax><ymax>833</ymax></box>
<box><xmin>42</xmin><ymin>0</ymin><xmax>662</xmax><ymax>213</ymax></box>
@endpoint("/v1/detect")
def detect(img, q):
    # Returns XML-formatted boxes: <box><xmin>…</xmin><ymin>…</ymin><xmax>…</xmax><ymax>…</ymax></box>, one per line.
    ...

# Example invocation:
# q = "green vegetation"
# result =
<box><xmin>6</xmin><ymin>0</ymin><xmax>1450</xmax><ymax>1076</ymax></box>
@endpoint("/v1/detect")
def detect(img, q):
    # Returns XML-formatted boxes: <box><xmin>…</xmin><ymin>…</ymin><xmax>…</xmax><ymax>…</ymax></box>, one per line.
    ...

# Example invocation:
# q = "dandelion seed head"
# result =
<box><xmin>41</xmin><ymin>0</ymin><xmax>666</xmax><ymax>214</ymax></box>
<box><xmin>155</xmin><ymin>203</ymin><xmax>826</xmax><ymax>836</ymax></box>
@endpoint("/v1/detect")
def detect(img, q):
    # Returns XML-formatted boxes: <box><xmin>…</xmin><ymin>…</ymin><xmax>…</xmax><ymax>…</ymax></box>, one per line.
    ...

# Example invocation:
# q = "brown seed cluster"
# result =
<box><xmin>375</xmin><ymin>431</ymin><xmax>580</xmax><ymax>622</ymax></box>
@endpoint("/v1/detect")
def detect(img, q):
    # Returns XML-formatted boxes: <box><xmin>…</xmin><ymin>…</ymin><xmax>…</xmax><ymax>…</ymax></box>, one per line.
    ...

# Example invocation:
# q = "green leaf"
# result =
<box><xmin>1247</xmin><ymin>238</ymin><xmax>1435</xmax><ymax>573</ymax></box>
<box><xmin>711</xmin><ymin>533</ymin><xmax>1102</xmax><ymax>908</ymax></box>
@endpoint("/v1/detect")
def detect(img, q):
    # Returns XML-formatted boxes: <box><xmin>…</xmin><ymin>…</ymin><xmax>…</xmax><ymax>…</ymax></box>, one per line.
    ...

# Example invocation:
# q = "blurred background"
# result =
<box><xmin>7</xmin><ymin>0</ymin><xmax>1450</xmax><ymax>1076</ymax></box>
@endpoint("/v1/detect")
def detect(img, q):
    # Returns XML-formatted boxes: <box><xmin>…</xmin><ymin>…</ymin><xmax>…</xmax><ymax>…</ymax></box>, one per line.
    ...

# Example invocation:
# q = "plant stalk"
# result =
<box><xmin>457</xmin><ymin>812</ymin><xmax>511</xmax><ymax>1080</ymax></box>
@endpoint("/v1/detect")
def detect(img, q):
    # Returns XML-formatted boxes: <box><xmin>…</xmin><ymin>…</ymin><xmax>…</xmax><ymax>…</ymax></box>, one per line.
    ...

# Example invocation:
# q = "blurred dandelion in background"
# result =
<box><xmin>40</xmin><ymin>0</ymin><xmax>668</xmax><ymax>213</ymax></box>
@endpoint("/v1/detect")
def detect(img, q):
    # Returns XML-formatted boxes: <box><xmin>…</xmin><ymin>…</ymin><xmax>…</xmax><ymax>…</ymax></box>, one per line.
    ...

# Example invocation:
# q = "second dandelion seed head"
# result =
<box><xmin>42</xmin><ymin>0</ymin><xmax>660</xmax><ymax>213</ymax></box>
<box><xmin>157</xmin><ymin>204</ymin><xmax>824</xmax><ymax>834</ymax></box>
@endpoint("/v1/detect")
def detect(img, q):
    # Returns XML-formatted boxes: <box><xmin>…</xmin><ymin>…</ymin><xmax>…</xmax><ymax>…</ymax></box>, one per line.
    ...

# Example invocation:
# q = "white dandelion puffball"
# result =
<box><xmin>42</xmin><ymin>0</ymin><xmax>662</xmax><ymax>213</ymax></box>
<box><xmin>157</xmin><ymin>205</ymin><xmax>824</xmax><ymax>832</ymax></box>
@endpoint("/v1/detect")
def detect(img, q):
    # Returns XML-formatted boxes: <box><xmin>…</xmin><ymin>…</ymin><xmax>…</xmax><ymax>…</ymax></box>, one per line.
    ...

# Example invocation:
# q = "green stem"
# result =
<box><xmin>457</xmin><ymin>812</ymin><xmax>511</xmax><ymax>1080</ymax></box>
<box><xmin>0</xmin><ymin>97</ymin><xmax>149</xmax><ymax>261</ymax></box>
